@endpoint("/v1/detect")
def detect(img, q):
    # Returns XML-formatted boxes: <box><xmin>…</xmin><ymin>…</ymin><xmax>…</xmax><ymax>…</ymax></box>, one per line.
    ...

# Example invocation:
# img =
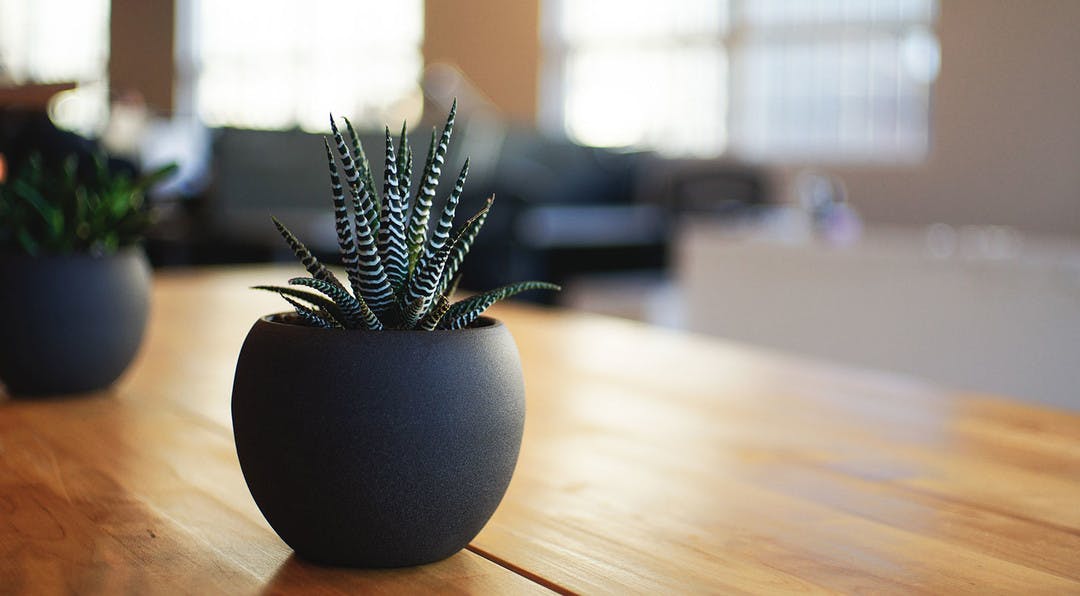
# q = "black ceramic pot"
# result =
<box><xmin>231</xmin><ymin>315</ymin><xmax>526</xmax><ymax>568</ymax></box>
<box><xmin>0</xmin><ymin>247</ymin><xmax>151</xmax><ymax>396</ymax></box>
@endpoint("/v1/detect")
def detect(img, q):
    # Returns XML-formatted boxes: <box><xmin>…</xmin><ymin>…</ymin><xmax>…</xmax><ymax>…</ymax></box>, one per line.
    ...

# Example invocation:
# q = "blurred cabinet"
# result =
<box><xmin>677</xmin><ymin>220</ymin><xmax>1080</xmax><ymax>410</ymax></box>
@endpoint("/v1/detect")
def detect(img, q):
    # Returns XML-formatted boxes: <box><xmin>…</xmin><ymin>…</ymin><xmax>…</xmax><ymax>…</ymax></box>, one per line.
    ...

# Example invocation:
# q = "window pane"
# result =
<box><xmin>563</xmin><ymin>45</ymin><xmax>726</xmax><ymax>156</ymax></box>
<box><xmin>731</xmin><ymin>7</ymin><xmax>938</xmax><ymax>161</ymax></box>
<box><xmin>194</xmin><ymin>0</ymin><xmax>423</xmax><ymax>131</ymax></box>
<box><xmin>546</xmin><ymin>0</ymin><xmax>936</xmax><ymax>161</ymax></box>
<box><xmin>0</xmin><ymin>0</ymin><xmax>109</xmax><ymax>83</ymax></box>
<box><xmin>559</xmin><ymin>0</ymin><xmax>727</xmax><ymax>44</ymax></box>
<box><xmin>741</xmin><ymin>0</ymin><xmax>935</xmax><ymax>26</ymax></box>
<box><xmin>548</xmin><ymin>0</ymin><xmax>729</xmax><ymax>156</ymax></box>
<box><xmin>0</xmin><ymin>0</ymin><xmax>110</xmax><ymax>136</ymax></box>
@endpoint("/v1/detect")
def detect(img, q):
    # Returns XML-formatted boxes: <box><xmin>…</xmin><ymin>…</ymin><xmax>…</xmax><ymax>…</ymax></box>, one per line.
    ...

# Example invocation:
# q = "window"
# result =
<box><xmin>0</xmin><ymin>0</ymin><xmax>111</xmax><ymax>136</ymax></box>
<box><xmin>543</xmin><ymin>0</ymin><xmax>939</xmax><ymax>161</ymax></box>
<box><xmin>181</xmin><ymin>0</ymin><xmax>424</xmax><ymax>131</ymax></box>
<box><xmin>543</xmin><ymin>0</ymin><xmax>729</xmax><ymax>156</ymax></box>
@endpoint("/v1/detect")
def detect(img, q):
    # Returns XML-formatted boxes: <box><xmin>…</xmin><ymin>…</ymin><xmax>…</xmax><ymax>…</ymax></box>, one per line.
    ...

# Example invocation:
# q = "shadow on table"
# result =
<box><xmin>0</xmin><ymin>382</ymin><xmax>118</xmax><ymax>404</ymax></box>
<box><xmin>262</xmin><ymin>551</ymin><xmax>486</xmax><ymax>592</ymax></box>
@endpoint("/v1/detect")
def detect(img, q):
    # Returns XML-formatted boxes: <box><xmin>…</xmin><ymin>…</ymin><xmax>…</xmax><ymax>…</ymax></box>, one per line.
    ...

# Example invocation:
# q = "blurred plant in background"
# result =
<box><xmin>0</xmin><ymin>152</ymin><xmax>175</xmax><ymax>256</ymax></box>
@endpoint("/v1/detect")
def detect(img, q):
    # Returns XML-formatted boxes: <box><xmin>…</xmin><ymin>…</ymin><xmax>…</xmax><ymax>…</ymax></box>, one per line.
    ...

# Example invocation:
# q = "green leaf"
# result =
<box><xmin>418</xmin><ymin>276</ymin><xmax>460</xmax><ymax>331</ymax></box>
<box><xmin>133</xmin><ymin>163</ymin><xmax>179</xmax><ymax>192</ymax></box>
<box><xmin>271</xmin><ymin>215</ymin><xmax>343</xmax><ymax>287</ymax></box>
<box><xmin>378</xmin><ymin>127</ymin><xmax>409</xmax><ymax>291</ymax></box>
<box><xmin>415</xmin><ymin>158</ymin><xmax>468</xmax><ymax>279</ymax></box>
<box><xmin>441</xmin><ymin>281</ymin><xmax>561</xmax><ymax>329</ymax></box>
<box><xmin>402</xmin><ymin>240</ymin><xmax>452</xmax><ymax>323</ymax></box>
<box><xmin>251</xmin><ymin>285</ymin><xmax>346</xmax><ymax>323</ymax></box>
<box><xmin>16</xmin><ymin>227</ymin><xmax>39</xmax><ymax>256</ymax></box>
<box><xmin>322</xmin><ymin>125</ymin><xmax>396</xmax><ymax>317</ymax></box>
<box><xmin>0</xmin><ymin>151</ymin><xmax>173</xmax><ymax>255</ymax></box>
<box><xmin>342</xmin><ymin>116</ymin><xmax>380</xmax><ymax>230</ymax></box>
<box><xmin>281</xmin><ymin>296</ymin><xmax>340</xmax><ymax>329</ymax></box>
<box><xmin>436</xmin><ymin>195</ymin><xmax>492</xmax><ymax>299</ymax></box>
<box><xmin>288</xmin><ymin>277</ymin><xmax>383</xmax><ymax>331</ymax></box>
<box><xmin>407</xmin><ymin>127</ymin><xmax>439</xmax><ymax>272</ymax></box>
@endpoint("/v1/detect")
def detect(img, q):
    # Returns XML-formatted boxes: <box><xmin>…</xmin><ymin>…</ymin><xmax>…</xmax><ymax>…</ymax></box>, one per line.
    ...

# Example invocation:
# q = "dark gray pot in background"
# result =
<box><xmin>0</xmin><ymin>247</ymin><xmax>151</xmax><ymax>396</ymax></box>
<box><xmin>231</xmin><ymin>315</ymin><xmax>526</xmax><ymax>568</ymax></box>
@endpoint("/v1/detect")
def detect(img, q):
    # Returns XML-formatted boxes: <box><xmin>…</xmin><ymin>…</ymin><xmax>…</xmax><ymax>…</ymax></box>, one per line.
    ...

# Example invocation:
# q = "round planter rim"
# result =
<box><xmin>257</xmin><ymin>312</ymin><xmax>504</xmax><ymax>334</ymax></box>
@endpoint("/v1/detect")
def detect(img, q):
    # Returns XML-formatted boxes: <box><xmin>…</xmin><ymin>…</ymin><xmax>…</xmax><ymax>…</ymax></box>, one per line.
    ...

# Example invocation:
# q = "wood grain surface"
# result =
<box><xmin>2</xmin><ymin>265</ymin><xmax>1079</xmax><ymax>594</ymax></box>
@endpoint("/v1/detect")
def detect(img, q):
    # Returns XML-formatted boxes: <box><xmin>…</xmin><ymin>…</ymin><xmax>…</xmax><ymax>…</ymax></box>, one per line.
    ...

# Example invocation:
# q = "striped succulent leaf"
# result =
<box><xmin>282</xmin><ymin>296</ymin><xmax>339</xmax><ymax>329</ymax></box>
<box><xmin>416</xmin><ymin>158</ymin><xmax>468</xmax><ymax>279</ymax></box>
<box><xmin>418</xmin><ymin>275</ymin><xmax>460</xmax><ymax>331</ymax></box>
<box><xmin>252</xmin><ymin>285</ymin><xmax>345</xmax><ymax>323</ymax></box>
<box><xmin>407</xmin><ymin>103</ymin><xmax>457</xmax><ymax>268</ymax></box>
<box><xmin>272</xmin><ymin>215</ymin><xmax>342</xmax><ymax>288</ymax></box>
<box><xmin>435</xmin><ymin>195</ymin><xmax>493</xmax><ymax>299</ymax></box>
<box><xmin>288</xmin><ymin>277</ymin><xmax>382</xmax><ymax>331</ymax></box>
<box><xmin>349</xmin><ymin>183</ymin><xmax>395</xmax><ymax>316</ymax></box>
<box><xmin>397</xmin><ymin>122</ymin><xmax>411</xmax><ymax>204</ymax></box>
<box><xmin>441</xmin><ymin>281</ymin><xmax>562</xmax><ymax>329</ymax></box>
<box><xmin>322</xmin><ymin>138</ymin><xmax>364</xmax><ymax>298</ymax></box>
<box><xmin>342</xmin><ymin>116</ymin><xmax>380</xmax><ymax>231</ymax></box>
<box><xmin>401</xmin><ymin>295</ymin><xmax>428</xmax><ymax>329</ymax></box>
<box><xmin>328</xmin><ymin>117</ymin><xmax>364</xmax><ymax>202</ymax></box>
<box><xmin>406</xmin><ymin>128</ymin><xmax>439</xmax><ymax>271</ymax></box>
<box><xmin>322</xmin><ymin>133</ymin><xmax>393</xmax><ymax>317</ymax></box>
<box><xmin>437</xmin><ymin>295</ymin><xmax>496</xmax><ymax>330</ymax></box>
<box><xmin>402</xmin><ymin>243</ymin><xmax>452</xmax><ymax>326</ymax></box>
<box><xmin>418</xmin><ymin>291</ymin><xmax>452</xmax><ymax>331</ymax></box>
<box><xmin>402</xmin><ymin>150</ymin><xmax>413</xmax><ymax>211</ymax></box>
<box><xmin>443</xmin><ymin>273</ymin><xmax>462</xmax><ymax>302</ymax></box>
<box><xmin>378</xmin><ymin>127</ymin><xmax>409</xmax><ymax>290</ymax></box>
<box><xmin>257</xmin><ymin>103</ymin><xmax>560</xmax><ymax>330</ymax></box>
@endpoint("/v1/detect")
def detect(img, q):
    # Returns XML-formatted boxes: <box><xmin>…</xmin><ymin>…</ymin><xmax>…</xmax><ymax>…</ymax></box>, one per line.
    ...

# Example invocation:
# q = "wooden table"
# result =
<box><xmin>2</xmin><ymin>265</ymin><xmax>1079</xmax><ymax>594</ymax></box>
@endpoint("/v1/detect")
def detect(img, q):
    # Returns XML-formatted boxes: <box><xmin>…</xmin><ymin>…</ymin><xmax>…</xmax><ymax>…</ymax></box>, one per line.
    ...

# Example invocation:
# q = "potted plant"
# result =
<box><xmin>231</xmin><ymin>103</ymin><xmax>559</xmax><ymax>568</ymax></box>
<box><xmin>0</xmin><ymin>153</ymin><xmax>175</xmax><ymax>396</ymax></box>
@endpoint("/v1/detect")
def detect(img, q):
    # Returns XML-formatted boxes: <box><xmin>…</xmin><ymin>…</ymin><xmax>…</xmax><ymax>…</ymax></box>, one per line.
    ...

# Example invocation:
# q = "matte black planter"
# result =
<box><xmin>231</xmin><ymin>315</ymin><xmax>526</xmax><ymax>568</ymax></box>
<box><xmin>0</xmin><ymin>247</ymin><xmax>151</xmax><ymax>396</ymax></box>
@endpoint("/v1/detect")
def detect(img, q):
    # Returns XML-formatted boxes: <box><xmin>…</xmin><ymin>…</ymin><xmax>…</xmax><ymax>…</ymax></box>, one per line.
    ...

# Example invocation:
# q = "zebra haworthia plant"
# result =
<box><xmin>256</xmin><ymin>102</ymin><xmax>559</xmax><ymax>331</ymax></box>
